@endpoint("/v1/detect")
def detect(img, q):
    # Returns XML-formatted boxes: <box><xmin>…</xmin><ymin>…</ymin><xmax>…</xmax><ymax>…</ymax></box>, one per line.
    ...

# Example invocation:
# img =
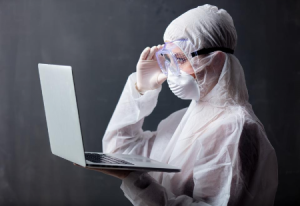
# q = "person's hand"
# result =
<box><xmin>136</xmin><ymin>45</ymin><xmax>167</xmax><ymax>94</ymax></box>
<box><xmin>73</xmin><ymin>163</ymin><xmax>132</xmax><ymax>180</ymax></box>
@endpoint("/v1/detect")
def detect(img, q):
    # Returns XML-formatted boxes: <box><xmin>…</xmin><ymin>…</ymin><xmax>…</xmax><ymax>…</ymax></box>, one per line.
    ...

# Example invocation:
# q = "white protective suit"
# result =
<box><xmin>102</xmin><ymin>4</ymin><xmax>278</xmax><ymax>206</ymax></box>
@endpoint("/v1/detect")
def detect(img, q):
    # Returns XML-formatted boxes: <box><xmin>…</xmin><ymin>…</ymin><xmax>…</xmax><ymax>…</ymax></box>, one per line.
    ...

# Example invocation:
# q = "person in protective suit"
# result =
<box><xmin>83</xmin><ymin>4</ymin><xmax>278</xmax><ymax>206</ymax></box>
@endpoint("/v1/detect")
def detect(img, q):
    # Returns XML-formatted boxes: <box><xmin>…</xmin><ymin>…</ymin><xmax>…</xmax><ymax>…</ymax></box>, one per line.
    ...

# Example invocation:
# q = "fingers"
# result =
<box><xmin>140</xmin><ymin>44</ymin><xmax>164</xmax><ymax>61</ymax></box>
<box><xmin>157</xmin><ymin>44</ymin><xmax>164</xmax><ymax>50</ymax></box>
<box><xmin>140</xmin><ymin>47</ymin><xmax>151</xmax><ymax>61</ymax></box>
<box><xmin>147</xmin><ymin>46</ymin><xmax>158</xmax><ymax>60</ymax></box>
<box><xmin>147</xmin><ymin>44</ymin><xmax>165</xmax><ymax>60</ymax></box>
<box><xmin>155</xmin><ymin>44</ymin><xmax>164</xmax><ymax>61</ymax></box>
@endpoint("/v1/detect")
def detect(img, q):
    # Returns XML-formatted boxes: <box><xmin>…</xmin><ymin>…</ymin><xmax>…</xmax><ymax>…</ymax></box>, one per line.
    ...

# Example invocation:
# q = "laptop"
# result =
<box><xmin>38</xmin><ymin>63</ymin><xmax>180</xmax><ymax>173</ymax></box>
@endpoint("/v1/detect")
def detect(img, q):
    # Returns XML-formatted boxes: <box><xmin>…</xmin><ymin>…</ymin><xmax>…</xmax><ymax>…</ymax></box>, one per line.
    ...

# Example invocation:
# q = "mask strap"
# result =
<box><xmin>191</xmin><ymin>47</ymin><xmax>234</xmax><ymax>57</ymax></box>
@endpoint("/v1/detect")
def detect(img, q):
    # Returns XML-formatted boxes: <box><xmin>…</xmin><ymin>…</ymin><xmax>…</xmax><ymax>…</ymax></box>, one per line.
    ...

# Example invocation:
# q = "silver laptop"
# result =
<box><xmin>38</xmin><ymin>63</ymin><xmax>180</xmax><ymax>172</ymax></box>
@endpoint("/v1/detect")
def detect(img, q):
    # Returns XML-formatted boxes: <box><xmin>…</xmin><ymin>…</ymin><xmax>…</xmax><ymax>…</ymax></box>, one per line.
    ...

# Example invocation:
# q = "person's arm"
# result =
<box><xmin>120</xmin><ymin>118</ymin><xmax>241</xmax><ymax>206</ymax></box>
<box><xmin>120</xmin><ymin>158</ymin><xmax>232</xmax><ymax>206</ymax></box>
<box><xmin>102</xmin><ymin>72</ymin><xmax>161</xmax><ymax>157</ymax></box>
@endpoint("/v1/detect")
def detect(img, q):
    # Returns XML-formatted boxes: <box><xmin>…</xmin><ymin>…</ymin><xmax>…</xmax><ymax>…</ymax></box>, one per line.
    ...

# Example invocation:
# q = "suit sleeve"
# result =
<box><xmin>120</xmin><ymin>117</ymin><xmax>241</xmax><ymax>206</ymax></box>
<box><xmin>102</xmin><ymin>72</ymin><xmax>161</xmax><ymax>157</ymax></box>
<box><xmin>120</xmin><ymin>171</ymin><xmax>213</xmax><ymax>206</ymax></box>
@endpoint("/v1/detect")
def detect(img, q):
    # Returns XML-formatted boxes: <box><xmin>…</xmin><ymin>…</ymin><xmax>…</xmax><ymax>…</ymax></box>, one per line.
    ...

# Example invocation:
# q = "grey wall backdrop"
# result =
<box><xmin>0</xmin><ymin>0</ymin><xmax>299</xmax><ymax>205</ymax></box>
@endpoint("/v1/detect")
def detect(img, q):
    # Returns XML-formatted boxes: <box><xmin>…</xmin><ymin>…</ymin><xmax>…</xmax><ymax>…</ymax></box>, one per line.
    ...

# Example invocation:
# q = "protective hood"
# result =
<box><xmin>164</xmin><ymin>4</ymin><xmax>248</xmax><ymax>107</ymax></box>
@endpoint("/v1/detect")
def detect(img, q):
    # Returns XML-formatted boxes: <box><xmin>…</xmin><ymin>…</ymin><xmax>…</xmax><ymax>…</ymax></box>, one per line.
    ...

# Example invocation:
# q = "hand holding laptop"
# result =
<box><xmin>73</xmin><ymin>163</ymin><xmax>132</xmax><ymax>180</ymax></box>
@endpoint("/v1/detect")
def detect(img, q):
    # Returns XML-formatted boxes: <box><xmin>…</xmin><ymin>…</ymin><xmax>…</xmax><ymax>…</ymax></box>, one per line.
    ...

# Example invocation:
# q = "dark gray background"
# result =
<box><xmin>0</xmin><ymin>0</ymin><xmax>299</xmax><ymax>205</ymax></box>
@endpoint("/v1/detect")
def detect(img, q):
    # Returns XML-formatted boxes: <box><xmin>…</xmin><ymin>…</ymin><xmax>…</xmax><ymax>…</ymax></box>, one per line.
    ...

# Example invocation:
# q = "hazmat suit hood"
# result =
<box><xmin>164</xmin><ymin>4</ymin><xmax>249</xmax><ymax>107</ymax></box>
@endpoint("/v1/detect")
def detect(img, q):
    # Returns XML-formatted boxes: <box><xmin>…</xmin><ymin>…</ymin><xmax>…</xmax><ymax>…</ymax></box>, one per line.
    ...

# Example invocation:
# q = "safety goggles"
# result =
<box><xmin>155</xmin><ymin>39</ymin><xmax>234</xmax><ymax>76</ymax></box>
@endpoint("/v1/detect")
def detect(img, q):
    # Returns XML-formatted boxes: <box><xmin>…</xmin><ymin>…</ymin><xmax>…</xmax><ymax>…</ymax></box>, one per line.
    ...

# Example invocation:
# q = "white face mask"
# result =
<box><xmin>167</xmin><ymin>70</ymin><xmax>200</xmax><ymax>101</ymax></box>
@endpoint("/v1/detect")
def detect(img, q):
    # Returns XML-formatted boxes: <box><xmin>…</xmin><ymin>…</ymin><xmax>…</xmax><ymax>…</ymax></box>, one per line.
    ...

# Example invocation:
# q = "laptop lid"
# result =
<box><xmin>38</xmin><ymin>63</ymin><xmax>86</xmax><ymax>167</ymax></box>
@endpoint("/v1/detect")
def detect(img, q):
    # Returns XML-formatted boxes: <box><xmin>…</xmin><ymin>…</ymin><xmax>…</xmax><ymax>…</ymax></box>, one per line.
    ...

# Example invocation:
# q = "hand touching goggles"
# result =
<box><xmin>155</xmin><ymin>39</ymin><xmax>234</xmax><ymax>76</ymax></box>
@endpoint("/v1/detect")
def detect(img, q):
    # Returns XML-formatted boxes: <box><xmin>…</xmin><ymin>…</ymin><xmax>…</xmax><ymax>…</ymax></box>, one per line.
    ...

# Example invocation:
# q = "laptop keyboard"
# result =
<box><xmin>85</xmin><ymin>153</ymin><xmax>134</xmax><ymax>165</ymax></box>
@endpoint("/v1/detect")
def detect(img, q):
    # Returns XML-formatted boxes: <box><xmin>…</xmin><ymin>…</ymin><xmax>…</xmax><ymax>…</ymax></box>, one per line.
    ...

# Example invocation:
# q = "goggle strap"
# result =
<box><xmin>191</xmin><ymin>47</ymin><xmax>234</xmax><ymax>57</ymax></box>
